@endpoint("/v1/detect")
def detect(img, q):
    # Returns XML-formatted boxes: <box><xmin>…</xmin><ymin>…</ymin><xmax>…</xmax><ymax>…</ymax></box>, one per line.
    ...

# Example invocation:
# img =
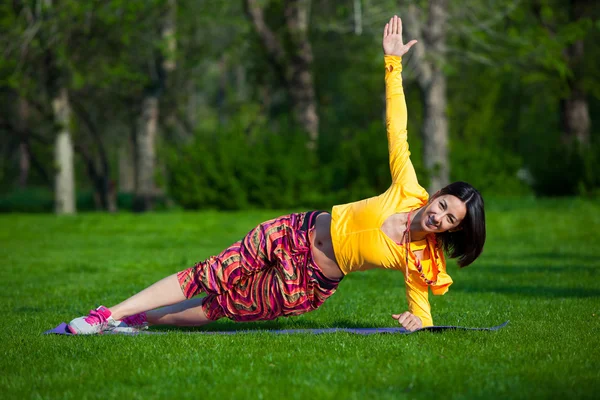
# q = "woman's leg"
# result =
<box><xmin>113</xmin><ymin>215</ymin><xmax>297</xmax><ymax>322</ymax></box>
<box><xmin>68</xmin><ymin>273</ymin><xmax>188</xmax><ymax>334</ymax></box>
<box><xmin>70</xmin><ymin>215</ymin><xmax>294</xmax><ymax>334</ymax></box>
<box><xmin>109</xmin><ymin>273</ymin><xmax>186</xmax><ymax>320</ymax></box>
<box><xmin>146</xmin><ymin>297</ymin><xmax>213</xmax><ymax>327</ymax></box>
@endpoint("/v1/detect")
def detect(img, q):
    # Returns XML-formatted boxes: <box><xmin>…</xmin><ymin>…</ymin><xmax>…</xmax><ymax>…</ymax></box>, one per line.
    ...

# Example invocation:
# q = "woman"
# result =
<box><xmin>69</xmin><ymin>16</ymin><xmax>485</xmax><ymax>334</ymax></box>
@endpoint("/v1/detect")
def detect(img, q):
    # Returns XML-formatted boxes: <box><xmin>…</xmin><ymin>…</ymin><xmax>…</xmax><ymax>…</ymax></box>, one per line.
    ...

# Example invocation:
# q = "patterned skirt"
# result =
<box><xmin>176</xmin><ymin>211</ymin><xmax>342</xmax><ymax>322</ymax></box>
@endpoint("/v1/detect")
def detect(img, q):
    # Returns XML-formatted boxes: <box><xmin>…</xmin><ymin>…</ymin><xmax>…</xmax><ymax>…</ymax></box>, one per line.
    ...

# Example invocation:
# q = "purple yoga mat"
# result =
<box><xmin>44</xmin><ymin>321</ymin><xmax>509</xmax><ymax>336</ymax></box>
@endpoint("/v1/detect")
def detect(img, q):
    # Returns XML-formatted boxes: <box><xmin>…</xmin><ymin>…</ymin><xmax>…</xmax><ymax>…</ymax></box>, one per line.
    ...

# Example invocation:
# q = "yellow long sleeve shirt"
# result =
<box><xmin>330</xmin><ymin>55</ymin><xmax>453</xmax><ymax>327</ymax></box>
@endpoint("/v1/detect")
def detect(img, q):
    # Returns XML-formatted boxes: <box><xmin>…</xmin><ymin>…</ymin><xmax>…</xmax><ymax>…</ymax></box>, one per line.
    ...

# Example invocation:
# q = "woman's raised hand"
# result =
<box><xmin>383</xmin><ymin>15</ymin><xmax>417</xmax><ymax>57</ymax></box>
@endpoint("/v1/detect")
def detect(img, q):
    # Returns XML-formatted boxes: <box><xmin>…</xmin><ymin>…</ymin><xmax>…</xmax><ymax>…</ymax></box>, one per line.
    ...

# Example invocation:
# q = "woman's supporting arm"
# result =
<box><xmin>404</xmin><ymin>275</ymin><xmax>433</xmax><ymax>327</ymax></box>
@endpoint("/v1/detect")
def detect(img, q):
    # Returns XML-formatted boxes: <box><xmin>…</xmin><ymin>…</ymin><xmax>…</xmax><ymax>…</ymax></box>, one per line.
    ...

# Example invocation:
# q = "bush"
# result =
<box><xmin>0</xmin><ymin>187</ymin><xmax>156</xmax><ymax>213</ymax></box>
<box><xmin>529</xmin><ymin>140</ymin><xmax>600</xmax><ymax>196</ymax></box>
<box><xmin>450</xmin><ymin>141</ymin><xmax>532</xmax><ymax>196</ymax></box>
<box><xmin>165</xmin><ymin>120</ymin><xmax>407</xmax><ymax>210</ymax></box>
<box><xmin>167</xmin><ymin>122</ymin><xmax>323</xmax><ymax>210</ymax></box>
<box><xmin>0</xmin><ymin>187</ymin><xmax>54</xmax><ymax>213</ymax></box>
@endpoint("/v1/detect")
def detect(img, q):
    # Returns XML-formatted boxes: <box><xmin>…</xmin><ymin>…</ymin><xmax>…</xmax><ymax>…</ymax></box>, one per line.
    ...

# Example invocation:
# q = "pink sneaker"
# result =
<box><xmin>68</xmin><ymin>306</ymin><xmax>118</xmax><ymax>335</ymax></box>
<box><xmin>112</xmin><ymin>312</ymin><xmax>149</xmax><ymax>333</ymax></box>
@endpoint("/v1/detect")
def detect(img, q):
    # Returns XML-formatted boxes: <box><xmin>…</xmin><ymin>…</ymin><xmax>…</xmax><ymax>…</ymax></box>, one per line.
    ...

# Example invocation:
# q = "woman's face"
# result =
<box><xmin>420</xmin><ymin>194</ymin><xmax>467</xmax><ymax>233</ymax></box>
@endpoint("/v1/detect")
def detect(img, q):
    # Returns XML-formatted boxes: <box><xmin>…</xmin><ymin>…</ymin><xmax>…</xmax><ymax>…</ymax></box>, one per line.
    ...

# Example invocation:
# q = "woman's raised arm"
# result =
<box><xmin>383</xmin><ymin>16</ymin><xmax>419</xmax><ymax>185</ymax></box>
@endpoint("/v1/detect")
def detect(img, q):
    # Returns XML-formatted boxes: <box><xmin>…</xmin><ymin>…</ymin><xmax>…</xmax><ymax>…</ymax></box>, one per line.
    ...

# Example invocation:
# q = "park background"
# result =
<box><xmin>1</xmin><ymin>0</ymin><xmax>599</xmax><ymax>399</ymax></box>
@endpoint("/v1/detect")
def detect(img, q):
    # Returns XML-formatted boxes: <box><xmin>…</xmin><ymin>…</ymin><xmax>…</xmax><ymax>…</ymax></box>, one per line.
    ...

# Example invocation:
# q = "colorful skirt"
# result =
<box><xmin>177</xmin><ymin>211</ymin><xmax>342</xmax><ymax>322</ymax></box>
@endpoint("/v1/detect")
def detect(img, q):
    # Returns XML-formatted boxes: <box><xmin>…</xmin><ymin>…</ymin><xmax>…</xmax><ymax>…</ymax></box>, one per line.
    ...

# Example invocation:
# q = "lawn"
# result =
<box><xmin>1</xmin><ymin>198</ymin><xmax>599</xmax><ymax>399</ymax></box>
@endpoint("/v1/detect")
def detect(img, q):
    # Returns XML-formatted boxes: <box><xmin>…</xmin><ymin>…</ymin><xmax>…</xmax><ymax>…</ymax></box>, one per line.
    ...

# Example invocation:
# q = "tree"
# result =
<box><xmin>451</xmin><ymin>0</ymin><xmax>598</xmax><ymax>194</ymax></box>
<box><xmin>52</xmin><ymin>87</ymin><xmax>76</xmax><ymax>214</ymax></box>
<box><xmin>16</xmin><ymin>96</ymin><xmax>31</xmax><ymax>188</ymax></box>
<box><xmin>537</xmin><ymin>0</ymin><xmax>593</xmax><ymax>146</ymax></box>
<box><xmin>244</xmin><ymin>0</ymin><xmax>319</xmax><ymax>148</ymax></box>
<box><xmin>44</xmin><ymin>0</ymin><xmax>76</xmax><ymax>214</ymax></box>
<box><xmin>405</xmin><ymin>0</ymin><xmax>449</xmax><ymax>193</ymax></box>
<box><xmin>134</xmin><ymin>0</ymin><xmax>177</xmax><ymax>211</ymax></box>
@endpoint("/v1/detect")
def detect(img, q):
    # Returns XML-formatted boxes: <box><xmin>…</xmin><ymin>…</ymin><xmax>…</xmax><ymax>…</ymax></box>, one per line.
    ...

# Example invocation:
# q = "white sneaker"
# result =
<box><xmin>68</xmin><ymin>306</ymin><xmax>119</xmax><ymax>335</ymax></box>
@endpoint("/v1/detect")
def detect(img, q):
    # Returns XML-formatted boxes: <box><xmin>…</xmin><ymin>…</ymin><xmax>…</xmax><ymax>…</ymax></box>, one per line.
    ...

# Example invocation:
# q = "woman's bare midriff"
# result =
<box><xmin>309</xmin><ymin>213</ymin><xmax>344</xmax><ymax>280</ymax></box>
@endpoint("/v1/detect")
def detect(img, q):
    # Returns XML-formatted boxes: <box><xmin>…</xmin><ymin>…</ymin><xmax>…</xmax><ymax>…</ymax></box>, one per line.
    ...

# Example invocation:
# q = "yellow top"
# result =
<box><xmin>330</xmin><ymin>55</ymin><xmax>453</xmax><ymax>327</ymax></box>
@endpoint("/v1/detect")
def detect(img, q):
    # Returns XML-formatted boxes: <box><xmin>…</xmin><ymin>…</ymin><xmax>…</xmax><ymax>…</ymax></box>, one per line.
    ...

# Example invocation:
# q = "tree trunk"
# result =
<box><xmin>561</xmin><ymin>85</ymin><xmax>590</xmax><ymax>146</ymax></box>
<box><xmin>405</xmin><ymin>0</ymin><xmax>450</xmax><ymax>193</ymax></box>
<box><xmin>17</xmin><ymin>97</ymin><xmax>30</xmax><ymax>188</ymax></box>
<box><xmin>70</xmin><ymin>100</ymin><xmax>117</xmax><ymax>213</ymax></box>
<box><xmin>107</xmin><ymin>179</ymin><xmax>117</xmax><ymax>213</ymax></box>
<box><xmin>135</xmin><ymin>95</ymin><xmax>159</xmax><ymax>211</ymax></box>
<box><xmin>133</xmin><ymin>0</ymin><xmax>176</xmax><ymax>211</ymax></box>
<box><xmin>52</xmin><ymin>87</ymin><xmax>76</xmax><ymax>214</ymax></box>
<box><xmin>18</xmin><ymin>141</ymin><xmax>31</xmax><ymax>188</ymax></box>
<box><xmin>284</xmin><ymin>0</ymin><xmax>319</xmax><ymax>148</ymax></box>
<box><xmin>245</xmin><ymin>0</ymin><xmax>319</xmax><ymax>148</ymax></box>
<box><xmin>353</xmin><ymin>0</ymin><xmax>363</xmax><ymax>35</ymax></box>
<box><xmin>217</xmin><ymin>55</ymin><xmax>227</xmax><ymax>125</ymax></box>
<box><xmin>236</xmin><ymin>64</ymin><xmax>248</xmax><ymax>102</ymax></box>
<box><xmin>163</xmin><ymin>0</ymin><xmax>177</xmax><ymax>74</ymax></box>
<box><xmin>561</xmin><ymin>39</ymin><xmax>589</xmax><ymax>145</ymax></box>
<box><xmin>423</xmin><ymin>73</ymin><xmax>449</xmax><ymax>192</ymax></box>
<box><xmin>119</xmin><ymin>133</ymin><xmax>136</xmax><ymax>193</ymax></box>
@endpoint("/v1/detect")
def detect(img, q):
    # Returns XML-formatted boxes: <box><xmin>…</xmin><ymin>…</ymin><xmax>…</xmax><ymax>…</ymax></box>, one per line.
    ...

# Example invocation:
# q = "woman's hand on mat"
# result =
<box><xmin>392</xmin><ymin>312</ymin><xmax>423</xmax><ymax>331</ymax></box>
<box><xmin>383</xmin><ymin>15</ymin><xmax>417</xmax><ymax>57</ymax></box>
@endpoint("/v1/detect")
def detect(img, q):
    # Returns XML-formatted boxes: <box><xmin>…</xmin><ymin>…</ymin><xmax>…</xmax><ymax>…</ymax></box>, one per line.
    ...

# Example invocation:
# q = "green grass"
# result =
<box><xmin>1</xmin><ymin>198</ymin><xmax>599</xmax><ymax>399</ymax></box>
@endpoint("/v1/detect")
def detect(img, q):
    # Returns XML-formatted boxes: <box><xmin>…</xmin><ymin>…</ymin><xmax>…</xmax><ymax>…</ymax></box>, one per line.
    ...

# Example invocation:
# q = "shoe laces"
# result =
<box><xmin>83</xmin><ymin>309</ymin><xmax>109</xmax><ymax>326</ymax></box>
<box><xmin>121</xmin><ymin>312</ymin><xmax>147</xmax><ymax>327</ymax></box>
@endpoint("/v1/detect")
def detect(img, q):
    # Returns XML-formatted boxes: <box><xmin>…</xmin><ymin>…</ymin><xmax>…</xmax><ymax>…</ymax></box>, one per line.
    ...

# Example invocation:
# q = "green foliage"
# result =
<box><xmin>0</xmin><ymin>187</ymin><xmax>54</xmax><ymax>213</ymax></box>
<box><xmin>0</xmin><ymin>188</ymin><xmax>172</xmax><ymax>213</ymax></box>
<box><xmin>167</xmin><ymin>119</ymin><xmax>322</xmax><ymax>210</ymax></box>
<box><xmin>327</xmin><ymin>121</ymin><xmax>394</xmax><ymax>201</ymax></box>
<box><xmin>447</xmin><ymin>61</ymin><xmax>530</xmax><ymax>196</ymax></box>
<box><xmin>529</xmin><ymin>141</ymin><xmax>600</xmax><ymax>197</ymax></box>
<box><xmin>451</xmin><ymin>144</ymin><xmax>530</xmax><ymax>196</ymax></box>
<box><xmin>166</xmin><ymin>115</ymin><xmax>422</xmax><ymax>210</ymax></box>
<box><xmin>1</xmin><ymin>0</ymin><xmax>599</xmax><ymax>211</ymax></box>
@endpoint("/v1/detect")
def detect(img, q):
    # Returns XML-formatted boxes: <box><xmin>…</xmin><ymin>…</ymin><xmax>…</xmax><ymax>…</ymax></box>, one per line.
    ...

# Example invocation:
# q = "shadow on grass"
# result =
<box><xmin>452</xmin><ymin>282</ymin><xmax>600</xmax><ymax>298</ymax></box>
<box><xmin>512</xmin><ymin>252</ymin><xmax>598</xmax><ymax>263</ymax></box>
<box><xmin>148</xmin><ymin>318</ymin><xmax>383</xmax><ymax>333</ymax></box>
<box><xmin>452</xmin><ymin>253</ymin><xmax>600</xmax><ymax>298</ymax></box>
<box><xmin>472</xmin><ymin>263</ymin><xmax>598</xmax><ymax>275</ymax></box>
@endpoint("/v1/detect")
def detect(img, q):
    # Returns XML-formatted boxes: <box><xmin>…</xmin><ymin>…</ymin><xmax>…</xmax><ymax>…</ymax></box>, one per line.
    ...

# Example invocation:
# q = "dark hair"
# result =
<box><xmin>434</xmin><ymin>181</ymin><xmax>486</xmax><ymax>268</ymax></box>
